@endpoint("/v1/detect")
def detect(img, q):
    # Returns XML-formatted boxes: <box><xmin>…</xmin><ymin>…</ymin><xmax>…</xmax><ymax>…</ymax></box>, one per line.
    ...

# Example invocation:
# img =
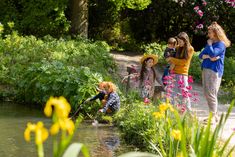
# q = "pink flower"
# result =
<box><xmin>144</xmin><ymin>97</ymin><xmax>150</xmax><ymax>104</ymax></box>
<box><xmin>178</xmin><ymin>84</ymin><xmax>185</xmax><ymax>88</ymax></box>
<box><xmin>192</xmin><ymin>97</ymin><xmax>200</xmax><ymax>103</ymax></box>
<box><xmin>163</xmin><ymin>76</ymin><xmax>169</xmax><ymax>80</ymax></box>
<box><xmin>187</xmin><ymin>92</ymin><xmax>192</xmax><ymax>97</ymax></box>
<box><xmin>166</xmin><ymin>89</ymin><xmax>173</xmax><ymax>93</ymax></box>
<box><xmin>165</xmin><ymin>93</ymin><xmax>171</xmax><ymax>98</ymax></box>
<box><xmin>188</xmin><ymin>76</ymin><xmax>194</xmax><ymax>83</ymax></box>
<box><xmin>192</xmin><ymin>92</ymin><xmax>199</xmax><ymax>96</ymax></box>
<box><xmin>197</xmin><ymin>10</ymin><xmax>204</xmax><ymax>17</ymax></box>
<box><xmin>194</xmin><ymin>6</ymin><xmax>200</xmax><ymax>11</ymax></box>
<box><xmin>196</xmin><ymin>24</ymin><xmax>204</xmax><ymax>29</ymax></box>
<box><xmin>168</xmin><ymin>76</ymin><xmax>173</xmax><ymax>80</ymax></box>
<box><xmin>202</xmin><ymin>0</ymin><xmax>207</xmax><ymax>6</ymax></box>
<box><xmin>178</xmin><ymin>79</ymin><xmax>184</xmax><ymax>85</ymax></box>
<box><xmin>171</xmin><ymin>74</ymin><xmax>176</xmax><ymax>78</ymax></box>
<box><xmin>186</xmin><ymin>85</ymin><xmax>193</xmax><ymax>90</ymax></box>
<box><xmin>233</xmin><ymin>128</ymin><xmax>235</xmax><ymax>131</ymax></box>
<box><xmin>181</xmin><ymin>89</ymin><xmax>192</xmax><ymax>98</ymax></box>
<box><xmin>181</xmin><ymin>107</ymin><xmax>186</xmax><ymax>113</ymax></box>
<box><xmin>176</xmin><ymin>104</ymin><xmax>186</xmax><ymax>114</ymax></box>
<box><xmin>168</xmin><ymin>84</ymin><xmax>175</xmax><ymax>88</ymax></box>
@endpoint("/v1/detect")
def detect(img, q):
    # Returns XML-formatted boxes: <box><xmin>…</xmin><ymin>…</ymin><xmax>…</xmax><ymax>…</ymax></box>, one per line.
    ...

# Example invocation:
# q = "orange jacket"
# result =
<box><xmin>169</xmin><ymin>46</ymin><xmax>194</xmax><ymax>75</ymax></box>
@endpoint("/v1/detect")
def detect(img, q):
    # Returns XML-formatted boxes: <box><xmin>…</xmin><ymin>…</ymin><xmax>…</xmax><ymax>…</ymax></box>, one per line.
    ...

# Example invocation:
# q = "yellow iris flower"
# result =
<box><xmin>152</xmin><ymin>112</ymin><xmax>164</xmax><ymax>119</ymax></box>
<box><xmin>44</xmin><ymin>96</ymin><xmax>71</xmax><ymax>118</ymax></box>
<box><xmin>171</xmin><ymin>129</ymin><xmax>181</xmax><ymax>141</ymax></box>
<box><xmin>159</xmin><ymin>103</ymin><xmax>169</xmax><ymax>112</ymax></box>
<box><xmin>159</xmin><ymin>102</ymin><xmax>174</xmax><ymax>112</ymax></box>
<box><xmin>50</xmin><ymin>118</ymin><xmax>75</xmax><ymax>135</ymax></box>
<box><xmin>176</xmin><ymin>152</ymin><xmax>184</xmax><ymax>157</ymax></box>
<box><xmin>24</xmin><ymin>121</ymin><xmax>49</xmax><ymax>145</ymax></box>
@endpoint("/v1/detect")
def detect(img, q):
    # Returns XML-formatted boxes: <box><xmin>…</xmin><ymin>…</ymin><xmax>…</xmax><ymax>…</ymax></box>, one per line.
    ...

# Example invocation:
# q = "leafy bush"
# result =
<box><xmin>114</xmin><ymin>101</ymin><xmax>157</xmax><ymax>150</ymax></box>
<box><xmin>16</xmin><ymin>61</ymin><xmax>103</xmax><ymax>112</ymax></box>
<box><xmin>220</xmin><ymin>57</ymin><xmax>235</xmax><ymax>101</ymax></box>
<box><xmin>189</xmin><ymin>52</ymin><xmax>202</xmax><ymax>82</ymax></box>
<box><xmin>141</xmin><ymin>42</ymin><xmax>167</xmax><ymax>64</ymax></box>
<box><xmin>114</xmin><ymin>100</ymin><xmax>235</xmax><ymax>156</ymax></box>
<box><xmin>0</xmin><ymin>0</ymin><xmax>69</xmax><ymax>37</ymax></box>
<box><xmin>0</xmin><ymin>34</ymin><xmax>116</xmax><ymax>114</ymax></box>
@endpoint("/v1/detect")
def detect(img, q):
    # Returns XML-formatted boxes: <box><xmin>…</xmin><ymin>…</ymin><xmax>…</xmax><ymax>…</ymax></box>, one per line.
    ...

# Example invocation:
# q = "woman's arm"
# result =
<box><xmin>199</xmin><ymin>45</ymin><xmax>210</xmax><ymax>59</ymax></box>
<box><xmin>207</xmin><ymin>42</ymin><xmax>225</xmax><ymax>58</ymax></box>
<box><xmin>168</xmin><ymin>48</ymin><xmax>194</xmax><ymax>66</ymax></box>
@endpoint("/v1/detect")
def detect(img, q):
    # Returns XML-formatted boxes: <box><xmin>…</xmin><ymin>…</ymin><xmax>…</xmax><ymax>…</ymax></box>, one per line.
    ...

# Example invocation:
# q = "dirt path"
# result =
<box><xmin>111</xmin><ymin>52</ymin><xmax>235</xmax><ymax>147</ymax></box>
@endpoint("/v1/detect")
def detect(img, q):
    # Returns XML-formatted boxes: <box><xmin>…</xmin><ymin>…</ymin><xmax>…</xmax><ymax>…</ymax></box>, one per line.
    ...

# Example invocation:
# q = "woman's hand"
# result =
<box><xmin>202</xmin><ymin>54</ymin><xmax>210</xmax><ymax>59</ymax></box>
<box><xmin>210</xmin><ymin>57</ymin><xmax>218</xmax><ymax>62</ymax></box>
<box><xmin>207</xmin><ymin>39</ymin><xmax>213</xmax><ymax>45</ymax></box>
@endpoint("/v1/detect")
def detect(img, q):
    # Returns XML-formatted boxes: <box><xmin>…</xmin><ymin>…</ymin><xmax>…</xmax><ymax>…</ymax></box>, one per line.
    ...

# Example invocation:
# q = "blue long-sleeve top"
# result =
<box><xmin>199</xmin><ymin>41</ymin><xmax>226</xmax><ymax>78</ymax></box>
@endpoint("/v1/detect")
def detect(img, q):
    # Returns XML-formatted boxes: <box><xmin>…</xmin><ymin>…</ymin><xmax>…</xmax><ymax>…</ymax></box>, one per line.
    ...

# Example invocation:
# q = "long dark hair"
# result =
<box><xmin>175</xmin><ymin>32</ymin><xmax>192</xmax><ymax>59</ymax></box>
<box><xmin>140</xmin><ymin>58</ymin><xmax>156</xmax><ymax>82</ymax></box>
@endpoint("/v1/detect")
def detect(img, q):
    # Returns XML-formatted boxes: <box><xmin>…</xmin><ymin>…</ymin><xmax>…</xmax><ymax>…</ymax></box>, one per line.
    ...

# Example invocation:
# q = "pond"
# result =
<box><xmin>0</xmin><ymin>102</ymin><xmax>132</xmax><ymax>157</ymax></box>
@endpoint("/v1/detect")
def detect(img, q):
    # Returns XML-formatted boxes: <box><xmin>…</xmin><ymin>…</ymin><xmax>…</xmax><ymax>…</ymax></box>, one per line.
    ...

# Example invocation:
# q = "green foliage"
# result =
<box><xmin>189</xmin><ymin>52</ymin><xmax>202</xmax><ymax>82</ymax></box>
<box><xmin>63</xmin><ymin>143</ymin><xmax>90</xmax><ymax>157</ymax></box>
<box><xmin>114</xmin><ymin>101</ymin><xmax>157</xmax><ymax>150</ymax></box>
<box><xmin>118</xmin><ymin>152</ymin><xmax>159</xmax><ymax>157</ymax></box>
<box><xmin>115</xmin><ymin>100</ymin><xmax>235</xmax><ymax>156</ymax></box>
<box><xmin>16</xmin><ymin>61</ymin><xmax>102</xmax><ymax>112</ymax></box>
<box><xmin>141</xmin><ymin>42</ymin><xmax>166</xmax><ymax>64</ymax></box>
<box><xmin>108</xmin><ymin>0</ymin><xmax>152</xmax><ymax>10</ymax></box>
<box><xmin>0</xmin><ymin>34</ymin><xmax>116</xmax><ymax>115</ymax></box>
<box><xmin>124</xmin><ymin>0</ymin><xmax>152</xmax><ymax>10</ymax></box>
<box><xmin>220</xmin><ymin>57</ymin><xmax>235</xmax><ymax>101</ymax></box>
<box><xmin>0</xmin><ymin>0</ymin><xmax>69</xmax><ymax>37</ymax></box>
<box><xmin>226</xmin><ymin>45</ymin><xmax>235</xmax><ymax>58</ymax></box>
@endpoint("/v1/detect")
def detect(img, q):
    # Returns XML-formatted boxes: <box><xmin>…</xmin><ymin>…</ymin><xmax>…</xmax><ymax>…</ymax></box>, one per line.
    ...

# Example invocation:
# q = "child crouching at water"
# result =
<box><xmin>85</xmin><ymin>81</ymin><xmax>120</xmax><ymax>114</ymax></box>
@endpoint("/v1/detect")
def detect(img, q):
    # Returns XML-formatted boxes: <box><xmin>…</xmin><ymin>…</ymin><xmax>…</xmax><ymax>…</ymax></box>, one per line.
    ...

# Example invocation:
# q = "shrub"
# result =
<box><xmin>114</xmin><ymin>99</ymin><xmax>235</xmax><ymax>156</ymax></box>
<box><xmin>0</xmin><ymin>34</ymin><xmax>116</xmax><ymax>115</ymax></box>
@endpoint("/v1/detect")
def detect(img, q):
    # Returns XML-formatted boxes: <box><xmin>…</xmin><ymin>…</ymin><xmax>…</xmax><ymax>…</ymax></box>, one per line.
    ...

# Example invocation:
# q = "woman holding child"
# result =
<box><xmin>166</xmin><ymin>32</ymin><xmax>195</xmax><ymax>111</ymax></box>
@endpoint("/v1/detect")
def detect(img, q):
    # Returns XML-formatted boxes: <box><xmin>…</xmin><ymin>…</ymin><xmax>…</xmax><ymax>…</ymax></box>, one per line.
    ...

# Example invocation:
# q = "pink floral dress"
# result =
<box><xmin>140</xmin><ymin>68</ymin><xmax>155</xmax><ymax>98</ymax></box>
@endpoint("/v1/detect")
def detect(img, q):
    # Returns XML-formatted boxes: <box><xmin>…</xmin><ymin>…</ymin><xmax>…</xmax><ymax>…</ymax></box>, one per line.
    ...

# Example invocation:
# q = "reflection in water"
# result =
<box><xmin>0</xmin><ymin>102</ymin><xmax>130</xmax><ymax>157</ymax></box>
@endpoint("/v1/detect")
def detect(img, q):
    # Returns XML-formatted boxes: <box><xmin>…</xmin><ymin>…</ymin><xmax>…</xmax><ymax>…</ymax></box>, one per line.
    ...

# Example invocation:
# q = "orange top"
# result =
<box><xmin>169</xmin><ymin>46</ymin><xmax>194</xmax><ymax>75</ymax></box>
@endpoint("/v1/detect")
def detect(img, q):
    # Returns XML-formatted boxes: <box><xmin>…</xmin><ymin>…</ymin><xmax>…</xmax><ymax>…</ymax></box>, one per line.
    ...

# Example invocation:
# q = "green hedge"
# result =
<box><xmin>0</xmin><ymin>33</ymin><xmax>116</xmax><ymax>114</ymax></box>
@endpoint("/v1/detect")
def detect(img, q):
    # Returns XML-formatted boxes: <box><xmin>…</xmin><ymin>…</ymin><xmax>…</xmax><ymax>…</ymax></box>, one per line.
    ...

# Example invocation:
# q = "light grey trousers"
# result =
<box><xmin>202</xmin><ymin>69</ymin><xmax>222</xmax><ymax>115</ymax></box>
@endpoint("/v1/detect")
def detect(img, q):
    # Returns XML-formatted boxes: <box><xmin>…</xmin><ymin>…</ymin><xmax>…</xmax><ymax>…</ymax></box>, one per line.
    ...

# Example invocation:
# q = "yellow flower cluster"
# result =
<box><xmin>24</xmin><ymin>96</ymin><xmax>75</xmax><ymax>146</ymax></box>
<box><xmin>159</xmin><ymin>102</ymin><xmax>174</xmax><ymax>112</ymax></box>
<box><xmin>44</xmin><ymin>96</ymin><xmax>71</xmax><ymax>119</ymax></box>
<box><xmin>171</xmin><ymin>129</ymin><xmax>181</xmax><ymax>141</ymax></box>
<box><xmin>44</xmin><ymin>96</ymin><xmax>75</xmax><ymax>135</ymax></box>
<box><xmin>152</xmin><ymin>102</ymin><xmax>174</xmax><ymax>119</ymax></box>
<box><xmin>50</xmin><ymin>118</ymin><xmax>75</xmax><ymax>135</ymax></box>
<box><xmin>24</xmin><ymin>121</ymin><xmax>49</xmax><ymax>145</ymax></box>
<box><xmin>152</xmin><ymin>111</ymin><xmax>164</xmax><ymax>118</ymax></box>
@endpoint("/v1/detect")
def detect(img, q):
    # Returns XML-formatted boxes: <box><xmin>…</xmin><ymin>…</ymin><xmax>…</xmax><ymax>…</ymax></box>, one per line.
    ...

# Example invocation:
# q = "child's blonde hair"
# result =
<box><xmin>168</xmin><ymin>37</ymin><xmax>177</xmax><ymax>46</ymax></box>
<box><xmin>98</xmin><ymin>81</ymin><xmax>107</xmax><ymax>90</ymax></box>
<box><xmin>103</xmin><ymin>82</ymin><xmax>117</xmax><ymax>93</ymax></box>
<box><xmin>208</xmin><ymin>22</ymin><xmax>231</xmax><ymax>47</ymax></box>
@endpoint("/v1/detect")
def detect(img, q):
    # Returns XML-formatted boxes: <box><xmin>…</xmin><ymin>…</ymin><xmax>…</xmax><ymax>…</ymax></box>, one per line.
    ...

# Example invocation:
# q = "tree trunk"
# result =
<box><xmin>70</xmin><ymin>0</ymin><xmax>88</xmax><ymax>38</ymax></box>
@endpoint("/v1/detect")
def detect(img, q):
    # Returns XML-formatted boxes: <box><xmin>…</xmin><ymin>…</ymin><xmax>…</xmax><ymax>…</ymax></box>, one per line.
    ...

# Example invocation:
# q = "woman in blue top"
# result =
<box><xmin>199</xmin><ymin>22</ymin><xmax>231</xmax><ymax>124</ymax></box>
